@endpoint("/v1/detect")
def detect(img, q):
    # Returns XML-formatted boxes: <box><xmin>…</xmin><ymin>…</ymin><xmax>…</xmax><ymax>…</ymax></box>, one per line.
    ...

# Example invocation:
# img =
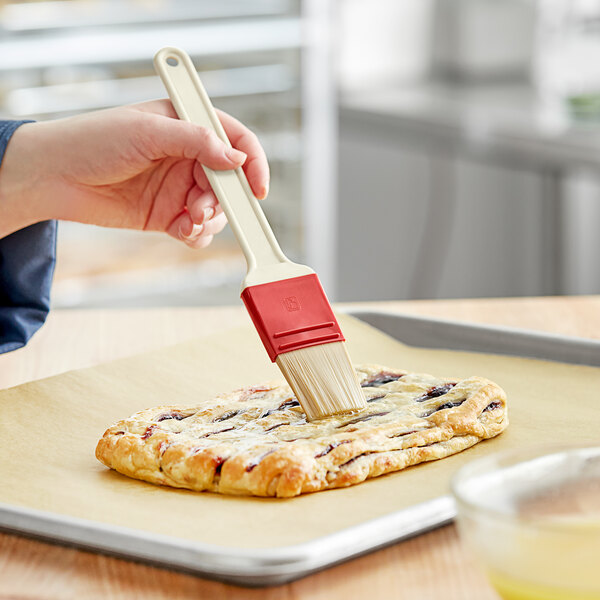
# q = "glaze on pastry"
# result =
<box><xmin>96</xmin><ymin>364</ymin><xmax>508</xmax><ymax>497</ymax></box>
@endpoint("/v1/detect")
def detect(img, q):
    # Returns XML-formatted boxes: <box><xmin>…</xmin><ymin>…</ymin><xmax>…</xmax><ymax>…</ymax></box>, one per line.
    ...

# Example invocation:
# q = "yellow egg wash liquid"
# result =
<box><xmin>484</xmin><ymin>517</ymin><xmax>600</xmax><ymax>600</ymax></box>
<box><xmin>488</xmin><ymin>569</ymin><xmax>600</xmax><ymax>600</ymax></box>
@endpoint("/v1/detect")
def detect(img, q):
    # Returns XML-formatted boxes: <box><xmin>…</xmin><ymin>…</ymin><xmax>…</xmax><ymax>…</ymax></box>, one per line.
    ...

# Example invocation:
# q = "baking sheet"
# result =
<box><xmin>351</xmin><ymin>310</ymin><xmax>600</xmax><ymax>366</ymax></box>
<box><xmin>0</xmin><ymin>313</ymin><xmax>599</xmax><ymax>585</ymax></box>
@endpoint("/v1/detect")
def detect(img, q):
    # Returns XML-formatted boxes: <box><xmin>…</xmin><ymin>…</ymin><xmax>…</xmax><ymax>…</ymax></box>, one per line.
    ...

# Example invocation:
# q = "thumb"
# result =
<box><xmin>144</xmin><ymin>115</ymin><xmax>246</xmax><ymax>169</ymax></box>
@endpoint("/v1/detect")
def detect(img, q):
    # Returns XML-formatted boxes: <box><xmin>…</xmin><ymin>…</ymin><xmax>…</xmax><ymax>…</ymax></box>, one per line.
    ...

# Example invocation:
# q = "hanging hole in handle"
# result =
<box><xmin>166</xmin><ymin>57</ymin><xmax>178</xmax><ymax>67</ymax></box>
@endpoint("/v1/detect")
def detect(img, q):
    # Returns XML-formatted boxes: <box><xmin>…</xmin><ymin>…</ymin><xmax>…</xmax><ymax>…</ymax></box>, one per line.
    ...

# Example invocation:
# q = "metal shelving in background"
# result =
<box><xmin>0</xmin><ymin>0</ymin><xmax>335</xmax><ymax>308</ymax></box>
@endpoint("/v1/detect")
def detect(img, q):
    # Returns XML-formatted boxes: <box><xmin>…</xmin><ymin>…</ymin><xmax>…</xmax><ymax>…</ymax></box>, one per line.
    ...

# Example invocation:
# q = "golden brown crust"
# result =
<box><xmin>96</xmin><ymin>364</ymin><xmax>508</xmax><ymax>497</ymax></box>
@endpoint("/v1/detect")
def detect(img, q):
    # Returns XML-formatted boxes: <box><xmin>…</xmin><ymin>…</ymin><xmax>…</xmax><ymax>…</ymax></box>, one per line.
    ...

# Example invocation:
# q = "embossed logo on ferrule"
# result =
<box><xmin>282</xmin><ymin>296</ymin><xmax>301</xmax><ymax>311</ymax></box>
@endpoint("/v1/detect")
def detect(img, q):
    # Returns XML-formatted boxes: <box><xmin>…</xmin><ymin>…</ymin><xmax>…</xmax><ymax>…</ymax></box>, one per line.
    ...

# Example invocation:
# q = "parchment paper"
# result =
<box><xmin>0</xmin><ymin>314</ymin><xmax>598</xmax><ymax>549</ymax></box>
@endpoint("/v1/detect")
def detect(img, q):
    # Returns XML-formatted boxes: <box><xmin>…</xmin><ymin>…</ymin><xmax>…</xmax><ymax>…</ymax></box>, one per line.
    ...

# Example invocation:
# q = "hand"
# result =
<box><xmin>0</xmin><ymin>100</ymin><xmax>269</xmax><ymax>247</ymax></box>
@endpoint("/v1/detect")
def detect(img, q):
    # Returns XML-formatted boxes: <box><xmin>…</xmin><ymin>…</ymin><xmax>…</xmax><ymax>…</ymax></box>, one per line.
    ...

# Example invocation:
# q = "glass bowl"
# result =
<box><xmin>451</xmin><ymin>445</ymin><xmax>600</xmax><ymax>600</ymax></box>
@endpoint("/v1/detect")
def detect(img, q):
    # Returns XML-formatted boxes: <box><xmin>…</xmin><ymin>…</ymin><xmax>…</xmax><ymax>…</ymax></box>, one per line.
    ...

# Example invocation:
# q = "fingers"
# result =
<box><xmin>166</xmin><ymin>207</ymin><xmax>227</xmax><ymax>249</ymax></box>
<box><xmin>145</xmin><ymin>116</ymin><xmax>247</xmax><ymax>170</ymax></box>
<box><xmin>191</xmin><ymin>138</ymin><xmax>268</xmax><ymax>201</ymax></box>
<box><xmin>186</xmin><ymin>186</ymin><xmax>223</xmax><ymax>224</ymax></box>
<box><xmin>200</xmin><ymin>212</ymin><xmax>227</xmax><ymax>236</ymax></box>
<box><xmin>216</xmin><ymin>109</ymin><xmax>270</xmax><ymax>199</ymax></box>
<box><xmin>134</xmin><ymin>101</ymin><xmax>269</xmax><ymax>200</ymax></box>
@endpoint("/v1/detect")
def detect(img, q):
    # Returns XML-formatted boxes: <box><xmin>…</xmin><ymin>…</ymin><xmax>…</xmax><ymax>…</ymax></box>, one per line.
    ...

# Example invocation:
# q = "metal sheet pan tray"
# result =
<box><xmin>1</xmin><ymin>310</ymin><xmax>598</xmax><ymax>586</ymax></box>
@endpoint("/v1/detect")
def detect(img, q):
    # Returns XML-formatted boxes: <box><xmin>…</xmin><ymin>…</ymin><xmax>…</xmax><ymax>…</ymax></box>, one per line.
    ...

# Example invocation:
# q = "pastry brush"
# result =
<box><xmin>154</xmin><ymin>47</ymin><xmax>366</xmax><ymax>421</ymax></box>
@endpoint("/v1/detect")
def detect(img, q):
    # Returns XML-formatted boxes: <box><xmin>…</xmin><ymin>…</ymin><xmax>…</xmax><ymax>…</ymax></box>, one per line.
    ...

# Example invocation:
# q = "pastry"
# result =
<box><xmin>96</xmin><ymin>364</ymin><xmax>508</xmax><ymax>497</ymax></box>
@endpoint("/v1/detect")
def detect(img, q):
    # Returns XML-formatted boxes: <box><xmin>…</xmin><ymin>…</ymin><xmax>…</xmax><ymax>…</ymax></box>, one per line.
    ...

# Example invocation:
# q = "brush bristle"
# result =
<box><xmin>275</xmin><ymin>342</ymin><xmax>366</xmax><ymax>421</ymax></box>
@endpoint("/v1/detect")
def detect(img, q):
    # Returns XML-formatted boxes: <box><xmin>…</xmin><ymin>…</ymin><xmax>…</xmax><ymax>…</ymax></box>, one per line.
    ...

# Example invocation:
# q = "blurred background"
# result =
<box><xmin>2</xmin><ymin>0</ymin><xmax>600</xmax><ymax>307</ymax></box>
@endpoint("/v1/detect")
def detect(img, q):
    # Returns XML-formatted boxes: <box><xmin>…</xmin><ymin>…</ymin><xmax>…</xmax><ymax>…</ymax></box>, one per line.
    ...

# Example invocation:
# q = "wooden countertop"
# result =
<box><xmin>1</xmin><ymin>296</ymin><xmax>599</xmax><ymax>599</ymax></box>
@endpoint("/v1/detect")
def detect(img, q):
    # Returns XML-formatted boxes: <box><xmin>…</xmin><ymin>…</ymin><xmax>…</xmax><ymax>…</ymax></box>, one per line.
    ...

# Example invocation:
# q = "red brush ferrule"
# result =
<box><xmin>241</xmin><ymin>274</ymin><xmax>344</xmax><ymax>362</ymax></box>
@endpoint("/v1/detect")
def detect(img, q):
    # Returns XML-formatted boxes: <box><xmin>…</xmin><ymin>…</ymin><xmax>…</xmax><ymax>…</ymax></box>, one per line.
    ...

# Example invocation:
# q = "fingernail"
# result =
<box><xmin>226</xmin><ymin>147</ymin><xmax>246</xmax><ymax>164</ymax></box>
<box><xmin>261</xmin><ymin>182</ymin><xmax>269</xmax><ymax>199</ymax></box>
<box><xmin>179</xmin><ymin>223</ymin><xmax>204</xmax><ymax>239</ymax></box>
<box><xmin>203</xmin><ymin>207</ymin><xmax>215</xmax><ymax>222</ymax></box>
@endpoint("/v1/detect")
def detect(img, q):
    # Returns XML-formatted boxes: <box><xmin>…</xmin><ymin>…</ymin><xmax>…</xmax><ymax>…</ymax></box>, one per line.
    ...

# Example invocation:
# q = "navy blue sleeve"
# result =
<box><xmin>0</xmin><ymin>120</ymin><xmax>57</xmax><ymax>354</ymax></box>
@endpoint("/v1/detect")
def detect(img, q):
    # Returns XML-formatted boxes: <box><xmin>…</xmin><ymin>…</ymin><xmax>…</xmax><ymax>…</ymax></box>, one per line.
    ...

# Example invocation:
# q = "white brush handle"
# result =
<box><xmin>154</xmin><ymin>47</ymin><xmax>311</xmax><ymax>288</ymax></box>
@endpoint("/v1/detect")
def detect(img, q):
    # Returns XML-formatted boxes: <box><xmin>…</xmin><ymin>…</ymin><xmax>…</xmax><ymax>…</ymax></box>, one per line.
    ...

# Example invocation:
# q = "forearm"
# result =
<box><xmin>0</xmin><ymin>122</ymin><xmax>52</xmax><ymax>238</ymax></box>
